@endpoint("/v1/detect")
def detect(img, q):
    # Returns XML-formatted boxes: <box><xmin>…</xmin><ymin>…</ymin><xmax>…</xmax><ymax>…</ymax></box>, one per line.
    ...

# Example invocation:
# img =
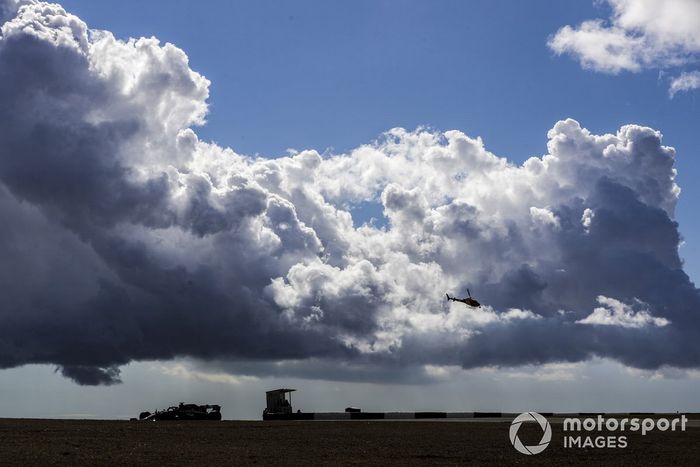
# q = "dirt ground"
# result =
<box><xmin>0</xmin><ymin>418</ymin><xmax>698</xmax><ymax>466</ymax></box>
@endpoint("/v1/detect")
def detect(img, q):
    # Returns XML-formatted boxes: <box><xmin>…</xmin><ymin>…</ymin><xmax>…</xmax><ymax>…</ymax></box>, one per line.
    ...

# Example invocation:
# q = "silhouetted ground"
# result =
<box><xmin>0</xmin><ymin>418</ymin><xmax>698</xmax><ymax>465</ymax></box>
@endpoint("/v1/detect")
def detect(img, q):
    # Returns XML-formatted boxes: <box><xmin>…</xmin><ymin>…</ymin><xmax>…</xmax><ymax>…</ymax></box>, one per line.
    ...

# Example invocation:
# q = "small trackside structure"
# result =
<box><xmin>266</xmin><ymin>388</ymin><xmax>295</xmax><ymax>414</ymax></box>
<box><xmin>138</xmin><ymin>402</ymin><xmax>222</xmax><ymax>421</ymax></box>
<box><xmin>263</xmin><ymin>388</ymin><xmax>313</xmax><ymax>420</ymax></box>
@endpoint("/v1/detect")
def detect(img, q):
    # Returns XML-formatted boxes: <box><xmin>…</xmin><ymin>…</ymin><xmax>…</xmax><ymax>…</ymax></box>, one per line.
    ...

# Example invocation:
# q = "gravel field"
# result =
<box><xmin>0</xmin><ymin>418</ymin><xmax>698</xmax><ymax>466</ymax></box>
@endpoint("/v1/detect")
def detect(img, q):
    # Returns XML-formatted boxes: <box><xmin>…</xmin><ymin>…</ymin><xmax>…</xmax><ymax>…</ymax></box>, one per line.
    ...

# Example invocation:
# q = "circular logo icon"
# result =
<box><xmin>509</xmin><ymin>412</ymin><xmax>552</xmax><ymax>455</ymax></box>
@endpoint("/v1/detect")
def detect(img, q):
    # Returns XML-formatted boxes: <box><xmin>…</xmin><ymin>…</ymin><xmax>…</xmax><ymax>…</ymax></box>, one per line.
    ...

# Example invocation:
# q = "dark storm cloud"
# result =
<box><xmin>58</xmin><ymin>365</ymin><xmax>122</xmax><ymax>386</ymax></box>
<box><xmin>0</xmin><ymin>0</ymin><xmax>699</xmax><ymax>385</ymax></box>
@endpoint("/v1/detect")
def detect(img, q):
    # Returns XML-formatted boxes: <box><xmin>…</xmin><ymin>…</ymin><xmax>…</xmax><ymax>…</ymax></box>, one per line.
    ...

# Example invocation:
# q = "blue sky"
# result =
<box><xmin>60</xmin><ymin>0</ymin><xmax>700</xmax><ymax>281</ymax></box>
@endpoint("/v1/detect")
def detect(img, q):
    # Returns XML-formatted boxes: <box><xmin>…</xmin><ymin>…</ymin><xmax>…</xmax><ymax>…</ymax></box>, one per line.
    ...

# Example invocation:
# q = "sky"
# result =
<box><xmin>56</xmin><ymin>0</ymin><xmax>700</xmax><ymax>279</ymax></box>
<box><xmin>0</xmin><ymin>0</ymin><xmax>699</xmax><ymax>419</ymax></box>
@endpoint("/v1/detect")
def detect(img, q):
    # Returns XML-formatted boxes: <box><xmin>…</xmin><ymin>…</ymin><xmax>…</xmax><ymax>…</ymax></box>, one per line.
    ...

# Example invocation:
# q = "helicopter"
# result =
<box><xmin>446</xmin><ymin>289</ymin><xmax>481</xmax><ymax>308</ymax></box>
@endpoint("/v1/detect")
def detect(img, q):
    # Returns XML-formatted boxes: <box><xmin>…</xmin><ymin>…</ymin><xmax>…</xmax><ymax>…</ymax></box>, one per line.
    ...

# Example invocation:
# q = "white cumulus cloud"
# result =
<box><xmin>548</xmin><ymin>0</ymin><xmax>700</xmax><ymax>95</ymax></box>
<box><xmin>577</xmin><ymin>296</ymin><xmax>670</xmax><ymax>328</ymax></box>
<box><xmin>669</xmin><ymin>71</ymin><xmax>700</xmax><ymax>97</ymax></box>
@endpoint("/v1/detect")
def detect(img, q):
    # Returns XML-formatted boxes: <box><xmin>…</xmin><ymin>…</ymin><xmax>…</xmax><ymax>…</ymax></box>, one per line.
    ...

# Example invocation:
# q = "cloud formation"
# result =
<box><xmin>1</xmin><ymin>1</ymin><xmax>699</xmax><ymax>385</ymax></box>
<box><xmin>669</xmin><ymin>71</ymin><xmax>700</xmax><ymax>98</ymax></box>
<box><xmin>548</xmin><ymin>0</ymin><xmax>700</xmax><ymax>96</ymax></box>
<box><xmin>577</xmin><ymin>296</ymin><xmax>670</xmax><ymax>328</ymax></box>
